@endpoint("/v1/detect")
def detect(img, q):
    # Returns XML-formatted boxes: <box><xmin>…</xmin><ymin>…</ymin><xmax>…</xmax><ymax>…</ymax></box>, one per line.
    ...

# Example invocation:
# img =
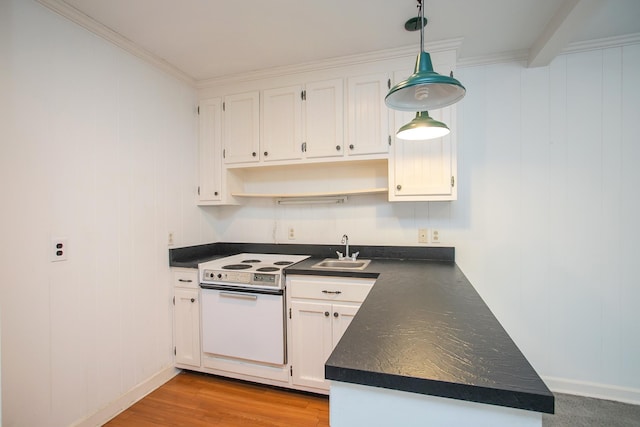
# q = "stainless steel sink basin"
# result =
<box><xmin>311</xmin><ymin>259</ymin><xmax>371</xmax><ymax>270</ymax></box>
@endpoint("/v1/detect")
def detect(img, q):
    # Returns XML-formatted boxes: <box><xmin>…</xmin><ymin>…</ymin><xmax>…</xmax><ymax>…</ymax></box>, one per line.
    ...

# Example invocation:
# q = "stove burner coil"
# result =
<box><xmin>256</xmin><ymin>267</ymin><xmax>279</xmax><ymax>272</ymax></box>
<box><xmin>273</xmin><ymin>261</ymin><xmax>294</xmax><ymax>266</ymax></box>
<box><xmin>241</xmin><ymin>259</ymin><xmax>262</xmax><ymax>263</ymax></box>
<box><xmin>222</xmin><ymin>264</ymin><xmax>253</xmax><ymax>270</ymax></box>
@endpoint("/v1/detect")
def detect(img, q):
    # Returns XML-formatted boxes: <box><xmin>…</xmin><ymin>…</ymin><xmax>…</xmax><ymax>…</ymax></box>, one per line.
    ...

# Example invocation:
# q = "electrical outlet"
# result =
<box><xmin>51</xmin><ymin>238</ymin><xmax>68</xmax><ymax>262</ymax></box>
<box><xmin>168</xmin><ymin>232</ymin><xmax>174</xmax><ymax>246</ymax></box>
<box><xmin>418</xmin><ymin>228</ymin><xmax>428</xmax><ymax>243</ymax></box>
<box><xmin>431</xmin><ymin>229</ymin><xmax>440</xmax><ymax>243</ymax></box>
<box><xmin>288</xmin><ymin>227</ymin><xmax>295</xmax><ymax>240</ymax></box>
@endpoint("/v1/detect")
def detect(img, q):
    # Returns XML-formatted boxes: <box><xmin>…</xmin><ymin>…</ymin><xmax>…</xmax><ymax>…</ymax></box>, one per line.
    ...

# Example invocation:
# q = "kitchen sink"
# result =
<box><xmin>311</xmin><ymin>259</ymin><xmax>371</xmax><ymax>270</ymax></box>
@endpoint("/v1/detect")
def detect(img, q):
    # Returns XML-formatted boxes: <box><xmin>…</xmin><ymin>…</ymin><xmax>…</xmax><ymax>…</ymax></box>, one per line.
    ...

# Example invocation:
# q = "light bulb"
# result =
<box><xmin>415</xmin><ymin>85</ymin><xmax>429</xmax><ymax>100</ymax></box>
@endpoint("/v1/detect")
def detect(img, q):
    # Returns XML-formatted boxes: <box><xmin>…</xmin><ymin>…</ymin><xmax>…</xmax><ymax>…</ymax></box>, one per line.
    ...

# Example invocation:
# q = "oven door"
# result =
<box><xmin>200</xmin><ymin>287</ymin><xmax>286</xmax><ymax>365</ymax></box>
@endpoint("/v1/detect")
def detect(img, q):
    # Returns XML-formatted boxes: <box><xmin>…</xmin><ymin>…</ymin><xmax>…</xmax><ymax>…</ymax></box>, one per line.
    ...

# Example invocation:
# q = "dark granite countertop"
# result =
<box><xmin>169</xmin><ymin>243</ymin><xmax>554</xmax><ymax>414</ymax></box>
<box><xmin>168</xmin><ymin>242</ymin><xmax>453</xmax><ymax>269</ymax></box>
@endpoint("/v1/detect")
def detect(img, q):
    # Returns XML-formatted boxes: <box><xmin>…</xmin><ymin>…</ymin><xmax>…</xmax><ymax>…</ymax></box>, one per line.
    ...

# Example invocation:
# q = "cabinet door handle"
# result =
<box><xmin>214</xmin><ymin>191</ymin><xmax>219</xmax><ymax>196</ymax></box>
<box><xmin>324</xmin><ymin>311</ymin><xmax>330</xmax><ymax>317</ymax></box>
<box><xmin>252</xmin><ymin>152</ymin><xmax>257</xmax><ymax>157</ymax></box>
<box><xmin>190</xmin><ymin>298</ymin><xmax>195</xmax><ymax>303</ymax></box>
<box><xmin>349</xmin><ymin>144</ymin><xmax>354</xmax><ymax>150</ymax></box>
<box><xmin>396</xmin><ymin>184</ymin><xmax>402</xmax><ymax>190</ymax></box>
<box><xmin>336</xmin><ymin>145</ymin><xmax>341</xmax><ymax>151</ymax></box>
<box><xmin>322</xmin><ymin>290</ymin><xmax>342</xmax><ymax>295</ymax></box>
<box><xmin>178</xmin><ymin>279</ymin><xmax>193</xmax><ymax>283</ymax></box>
<box><xmin>333</xmin><ymin>312</ymin><xmax>339</xmax><ymax>318</ymax></box>
<box><xmin>264</xmin><ymin>151</ymin><xmax>268</xmax><ymax>156</ymax></box>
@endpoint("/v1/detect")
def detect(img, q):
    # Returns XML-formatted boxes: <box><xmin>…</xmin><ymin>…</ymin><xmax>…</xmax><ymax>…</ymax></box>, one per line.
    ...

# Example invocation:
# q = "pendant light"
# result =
<box><xmin>396</xmin><ymin>111</ymin><xmax>449</xmax><ymax>140</ymax></box>
<box><xmin>385</xmin><ymin>0</ymin><xmax>465</xmax><ymax>111</ymax></box>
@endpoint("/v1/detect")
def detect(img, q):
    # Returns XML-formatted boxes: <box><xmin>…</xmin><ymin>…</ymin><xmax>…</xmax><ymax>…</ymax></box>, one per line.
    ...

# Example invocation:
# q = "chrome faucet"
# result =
<box><xmin>342</xmin><ymin>234</ymin><xmax>349</xmax><ymax>259</ymax></box>
<box><xmin>336</xmin><ymin>234</ymin><xmax>359</xmax><ymax>261</ymax></box>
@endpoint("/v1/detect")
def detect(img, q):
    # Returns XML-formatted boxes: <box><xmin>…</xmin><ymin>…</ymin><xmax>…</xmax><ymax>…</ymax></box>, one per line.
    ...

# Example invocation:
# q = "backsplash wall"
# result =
<box><xmin>203</xmin><ymin>42</ymin><xmax>640</xmax><ymax>404</ymax></box>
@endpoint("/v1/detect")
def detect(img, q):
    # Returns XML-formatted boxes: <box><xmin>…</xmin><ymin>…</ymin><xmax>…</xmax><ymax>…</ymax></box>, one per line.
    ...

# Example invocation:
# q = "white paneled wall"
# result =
<box><xmin>205</xmin><ymin>43</ymin><xmax>640</xmax><ymax>403</ymax></box>
<box><xmin>0</xmin><ymin>1</ymin><xmax>211</xmax><ymax>426</ymax></box>
<box><xmin>0</xmin><ymin>2</ymin><xmax>8</xmax><ymax>424</ymax></box>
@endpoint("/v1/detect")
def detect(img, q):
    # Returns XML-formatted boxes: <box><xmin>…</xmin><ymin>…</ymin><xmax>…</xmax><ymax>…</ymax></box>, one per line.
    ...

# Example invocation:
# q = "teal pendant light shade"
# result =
<box><xmin>396</xmin><ymin>111</ymin><xmax>449</xmax><ymax>140</ymax></box>
<box><xmin>385</xmin><ymin>0</ymin><xmax>466</xmax><ymax>111</ymax></box>
<box><xmin>386</xmin><ymin>52</ymin><xmax>465</xmax><ymax>111</ymax></box>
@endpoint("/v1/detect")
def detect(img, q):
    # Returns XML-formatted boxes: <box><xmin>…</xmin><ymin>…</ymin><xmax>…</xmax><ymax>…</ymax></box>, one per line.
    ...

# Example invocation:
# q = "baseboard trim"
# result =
<box><xmin>544</xmin><ymin>376</ymin><xmax>640</xmax><ymax>406</ymax></box>
<box><xmin>71</xmin><ymin>366</ymin><xmax>180</xmax><ymax>427</ymax></box>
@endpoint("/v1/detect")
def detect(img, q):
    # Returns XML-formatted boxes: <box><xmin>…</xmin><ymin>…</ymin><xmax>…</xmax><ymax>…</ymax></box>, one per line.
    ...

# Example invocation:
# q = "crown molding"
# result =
<box><xmin>36</xmin><ymin>0</ymin><xmax>196</xmax><ymax>87</ymax></box>
<box><xmin>457</xmin><ymin>49</ymin><xmax>530</xmax><ymax>68</ymax></box>
<box><xmin>563</xmin><ymin>32</ymin><xmax>640</xmax><ymax>54</ymax></box>
<box><xmin>195</xmin><ymin>38</ymin><xmax>464</xmax><ymax>89</ymax></box>
<box><xmin>457</xmin><ymin>33</ymin><xmax>640</xmax><ymax>69</ymax></box>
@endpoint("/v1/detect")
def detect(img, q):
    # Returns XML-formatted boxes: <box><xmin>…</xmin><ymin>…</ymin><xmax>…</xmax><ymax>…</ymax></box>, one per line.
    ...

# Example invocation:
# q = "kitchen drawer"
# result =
<box><xmin>288</xmin><ymin>275</ymin><xmax>374</xmax><ymax>303</ymax></box>
<box><xmin>172</xmin><ymin>268</ymin><xmax>198</xmax><ymax>289</ymax></box>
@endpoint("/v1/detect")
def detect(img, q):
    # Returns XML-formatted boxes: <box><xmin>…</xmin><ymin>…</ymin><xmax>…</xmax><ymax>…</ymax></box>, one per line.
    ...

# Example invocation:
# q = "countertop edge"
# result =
<box><xmin>324</xmin><ymin>365</ymin><xmax>555</xmax><ymax>414</ymax></box>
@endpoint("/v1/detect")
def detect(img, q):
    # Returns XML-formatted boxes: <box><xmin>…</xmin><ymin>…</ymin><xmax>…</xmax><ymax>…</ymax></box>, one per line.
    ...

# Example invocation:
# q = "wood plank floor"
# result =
<box><xmin>105</xmin><ymin>371</ymin><xmax>330</xmax><ymax>427</ymax></box>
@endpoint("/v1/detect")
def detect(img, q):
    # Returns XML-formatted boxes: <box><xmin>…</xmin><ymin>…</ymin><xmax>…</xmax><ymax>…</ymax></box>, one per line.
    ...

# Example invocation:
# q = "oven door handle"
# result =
<box><xmin>219</xmin><ymin>292</ymin><xmax>258</xmax><ymax>301</ymax></box>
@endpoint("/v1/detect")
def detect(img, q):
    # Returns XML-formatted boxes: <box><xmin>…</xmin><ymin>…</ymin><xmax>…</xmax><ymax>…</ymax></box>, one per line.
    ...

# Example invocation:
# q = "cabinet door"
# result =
<box><xmin>223</xmin><ymin>91</ymin><xmax>260</xmax><ymax>164</ymax></box>
<box><xmin>198</xmin><ymin>98</ymin><xmax>223</xmax><ymax>202</ymax></box>
<box><xmin>390</xmin><ymin>107</ymin><xmax>456</xmax><ymax>200</ymax></box>
<box><xmin>261</xmin><ymin>85</ymin><xmax>303</xmax><ymax>162</ymax></box>
<box><xmin>346</xmin><ymin>73</ymin><xmax>390</xmax><ymax>156</ymax></box>
<box><xmin>290</xmin><ymin>300</ymin><xmax>333</xmax><ymax>390</ymax></box>
<box><xmin>388</xmin><ymin>68</ymin><xmax>457</xmax><ymax>201</ymax></box>
<box><xmin>304</xmin><ymin>78</ymin><xmax>344</xmax><ymax>159</ymax></box>
<box><xmin>174</xmin><ymin>288</ymin><xmax>201</xmax><ymax>367</ymax></box>
<box><xmin>331</xmin><ymin>303</ymin><xmax>360</xmax><ymax>348</ymax></box>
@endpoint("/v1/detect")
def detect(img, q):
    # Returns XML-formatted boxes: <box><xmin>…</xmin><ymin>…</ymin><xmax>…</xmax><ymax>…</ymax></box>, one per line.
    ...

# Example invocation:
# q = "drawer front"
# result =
<box><xmin>288</xmin><ymin>276</ymin><xmax>374</xmax><ymax>303</ymax></box>
<box><xmin>172</xmin><ymin>268</ymin><xmax>198</xmax><ymax>289</ymax></box>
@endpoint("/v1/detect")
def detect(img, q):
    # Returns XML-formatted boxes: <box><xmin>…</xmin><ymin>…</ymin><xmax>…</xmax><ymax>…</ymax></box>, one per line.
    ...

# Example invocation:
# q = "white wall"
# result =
<box><xmin>0</xmin><ymin>1</ymin><xmax>8</xmax><ymax>425</ymax></box>
<box><xmin>0</xmin><ymin>1</ymin><xmax>214</xmax><ymax>426</ymax></box>
<box><xmin>203</xmin><ymin>43</ymin><xmax>640</xmax><ymax>404</ymax></box>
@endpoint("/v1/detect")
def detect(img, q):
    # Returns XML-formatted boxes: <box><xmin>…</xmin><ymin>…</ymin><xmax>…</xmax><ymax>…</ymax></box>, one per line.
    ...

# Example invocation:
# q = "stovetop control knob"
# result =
<box><xmin>217</xmin><ymin>273</ymin><xmax>223</xmax><ymax>279</ymax></box>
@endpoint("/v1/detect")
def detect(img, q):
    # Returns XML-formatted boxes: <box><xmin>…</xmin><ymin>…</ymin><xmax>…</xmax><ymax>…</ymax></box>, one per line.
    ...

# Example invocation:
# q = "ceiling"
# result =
<box><xmin>40</xmin><ymin>0</ymin><xmax>640</xmax><ymax>83</ymax></box>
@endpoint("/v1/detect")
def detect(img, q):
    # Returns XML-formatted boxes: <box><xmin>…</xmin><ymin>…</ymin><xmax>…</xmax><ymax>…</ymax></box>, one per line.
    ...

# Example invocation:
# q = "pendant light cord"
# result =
<box><xmin>418</xmin><ymin>0</ymin><xmax>424</xmax><ymax>53</ymax></box>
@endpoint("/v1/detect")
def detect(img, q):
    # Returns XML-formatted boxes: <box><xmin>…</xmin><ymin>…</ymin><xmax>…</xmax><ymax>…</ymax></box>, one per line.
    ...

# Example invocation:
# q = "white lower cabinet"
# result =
<box><xmin>287</xmin><ymin>275</ymin><xmax>375</xmax><ymax>392</ymax></box>
<box><xmin>170</xmin><ymin>267</ymin><xmax>376</xmax><ymax>393</ymax></box>
<box><xmin>172</xmin><ymin>268</ymin><xmax>201</xmax><ymax>368</ymax></box>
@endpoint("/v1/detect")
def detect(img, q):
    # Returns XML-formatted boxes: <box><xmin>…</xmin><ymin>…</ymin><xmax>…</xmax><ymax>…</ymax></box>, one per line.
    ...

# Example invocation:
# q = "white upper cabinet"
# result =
<box><xmin>304</xmin><ymin>78</ymin><xmax>344</xmax><ymax>159</ymax></box>
<box><xmin>261</xmin><ymin>85</ymin><xmax>303</xmax><ymax>162</ymax></box>
<box><xmin>260</xmin><ymin>79</ymin><xmax>344</xmax><ymax>162</ymax></box>
<box><xmin>389</xmin><ymin>106</ymin><xmax>456</xmax><ymax>201</ymax></box>
<box><xmin>223</xmin><ymin>91</ymin><xmax>260</xmax><ymax>164</ymax></box>
<box><xmin>197</xmin><ymin>47</ymin><xmax>460</xmax><ymax>202</ymax></box>
<box><xmin>388</xmin><ymin>58</ymin><xmax>458</xmax><ymax>201</ymax></box>
<box><xmin>346</xmin><ymin>73</ymin><xmax>390</xmax><ymax>156</ymax></box>
<box><xmin>198</xmin><ymin>98</ymin><xmax>223</xmax><ymax>203</ymax></box>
